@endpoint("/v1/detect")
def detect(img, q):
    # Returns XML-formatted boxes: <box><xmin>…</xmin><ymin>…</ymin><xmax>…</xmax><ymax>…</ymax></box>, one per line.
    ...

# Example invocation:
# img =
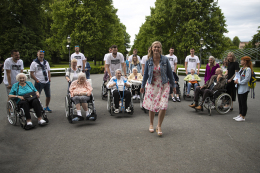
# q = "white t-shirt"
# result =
<box><xmin>103</xmin><ymin>53</ymin><xmax>110</xmax><ymax>62</ymax></box>
<box><xmin>30</xmin><ymin>60</ymin><xmax>51</xmax><ymax>83</ymax></box>
<box><xmin>128</xmin><ymin>55</ymin><xmax>141</xmax><ymax>63</ymax></box>
<box><xmin>185</xmin><ymin>55</ymin><xmax>200</xmax><ymax>73</ymax></box>
<box><xmin>3</xmin><ymin>57</ymin><xmax>24</xmax><ymax>85</ymax></box>
<box><xmin>105</xmin><ymin>52</ymin><xmax>124</xmax><ymax>76</ymax></box>
<box><xmin>117</xmin><ymin>78</ymin><xmax>125</xmax><ymax>91</ymax></box>
<box><xmin>166</xmin><ymin>54</ymin><xmax>178</xmax><ymax>71</ymax></box>
<box><xmin>141</xmin><ymin>55</ymin><xmax>148</xmax><ymax>65</ymax></box>
<box><xmin>71</xmin><ymin>52</ymin><xmax>86</xmax><ymax>67</ymax></box>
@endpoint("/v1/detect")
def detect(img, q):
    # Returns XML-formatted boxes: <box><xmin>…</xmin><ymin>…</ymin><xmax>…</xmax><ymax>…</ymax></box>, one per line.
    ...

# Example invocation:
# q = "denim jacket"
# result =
<box><xmin>141</xmin><ymin>55</ymin><xmax>175</xmax><ymax>88</ymax></box>
<box><xmin>237</xmin><ymin>67</ymin><xmax>251</xmax><ymax>94</ymax></box>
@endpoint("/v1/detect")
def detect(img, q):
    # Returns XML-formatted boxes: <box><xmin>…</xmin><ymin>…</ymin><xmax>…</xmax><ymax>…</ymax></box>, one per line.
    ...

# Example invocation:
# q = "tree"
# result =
<box><xmin>232</xmin><ymin>36</ymin><xmax>240</xmax><ymax>48</ymax></box>
<box><xmin>131</xmin><ymin>0</ymin><xmax>228</xmax><ymax>61</ymax></box>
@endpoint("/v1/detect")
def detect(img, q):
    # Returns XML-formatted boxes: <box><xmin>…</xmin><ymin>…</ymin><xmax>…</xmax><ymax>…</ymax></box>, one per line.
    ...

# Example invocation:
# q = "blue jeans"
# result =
<box><xmin>35</xmin><ymin>82</ymin><xmax>51</xmax><ymax>98</ymax></box>
<box><xmin>187</xmin><ymin>82</ymin><xmax>198</xmax><ymax>95</ymax></box>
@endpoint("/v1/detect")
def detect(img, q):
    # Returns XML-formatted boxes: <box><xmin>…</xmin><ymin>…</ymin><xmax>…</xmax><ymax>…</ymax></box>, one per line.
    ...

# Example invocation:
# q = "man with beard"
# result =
<box><xmin>70</xmin><ymin>45</ymin><xmax>86</xmax><ymax>72</ymax></box>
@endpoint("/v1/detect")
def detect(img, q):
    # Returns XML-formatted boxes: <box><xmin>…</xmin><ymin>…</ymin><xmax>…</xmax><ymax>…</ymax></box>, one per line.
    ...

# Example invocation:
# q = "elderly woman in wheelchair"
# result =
<box><xmin>69</xmin><ymin>72</ymin><xmax>93</xmax><ymax>121</ymax></box>
<box><xmin>8</xmin><ymin>73</ymin><xmax>47</xmax><ymax>129</ymax></box>
<box><xmin>128</xmin><ymin>67</ymin><xmax>143</xmax><ymax>100</ymax></box>
<box><xmin>189</xmin><ymin>68</ymin><xmax>228</xmax><ymax>112</ymax></box>
<box><xmin>184</xmin><ymin>68</ymin><xmax>201</xmax><ymax>98</ymax></box>
<box><xmin>107</xmin><ymin>69</ymin><xmax>132</xmax><ymax>113</ymax></box>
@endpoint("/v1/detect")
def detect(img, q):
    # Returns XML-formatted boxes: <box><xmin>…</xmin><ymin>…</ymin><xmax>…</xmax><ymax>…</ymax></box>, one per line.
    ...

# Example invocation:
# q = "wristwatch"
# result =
<box><xmin>16</xmin><ymin>95</ymin><xmax>18</xmax><ymax>98</ymax></box>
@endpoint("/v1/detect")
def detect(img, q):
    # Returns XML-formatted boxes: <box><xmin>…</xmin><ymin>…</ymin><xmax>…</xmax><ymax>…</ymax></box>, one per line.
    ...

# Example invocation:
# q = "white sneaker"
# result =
<box><xmin>233</xmin><ymin>115</ymin><xmax>240</xmax><ymax>120</ymax></box>
<box><xmin>132</xmin><ymin>95</ymin><xmax>136</xmax><ymax>100</ymax></box>
<box><xmin>27</xmin><ymin>122</ymin><xmax>33</xmax><ymax>126</ymax></box>
<box><xmin>137</xmin><ymin>95</ymin><xmax>140</xmax><ymax>100</ymax></box>
<box><xmin>114</xmin><ymin>109</ymin><xmax>119</xmax><ymax>113</ymax></box>
<box><xmin>38</xmin><ymin>119</ymin><xmax>46</xmax><ymax>125</ymax></box>
<box><xmin>235</xmin><ymin>117</ymin><xmax>245</xmax><ymax>122</ymax></box>
<box><xmin>125</xmin><ymin>107</ymin><xmax>131</xmax><ymax>113</ymax></box>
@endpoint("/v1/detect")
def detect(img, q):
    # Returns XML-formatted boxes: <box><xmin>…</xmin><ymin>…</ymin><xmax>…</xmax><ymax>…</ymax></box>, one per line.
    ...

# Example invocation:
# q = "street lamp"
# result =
<box><xmin>200</xmin><ymin>37</ymin><xmax>204</xmax><ymax>67</ymax></box>
<box><xmin>67</xmin><ymin>35</ymin><xmax>71</xmax><ymax>67</ymax></box>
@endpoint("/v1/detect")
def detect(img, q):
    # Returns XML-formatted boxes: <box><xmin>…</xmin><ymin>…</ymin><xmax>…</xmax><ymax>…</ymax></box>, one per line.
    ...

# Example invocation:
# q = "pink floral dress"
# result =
<box><xmin>143</xmin><ymin>64</ymin><xmax>170</xmax><ymax>112</ymax></box>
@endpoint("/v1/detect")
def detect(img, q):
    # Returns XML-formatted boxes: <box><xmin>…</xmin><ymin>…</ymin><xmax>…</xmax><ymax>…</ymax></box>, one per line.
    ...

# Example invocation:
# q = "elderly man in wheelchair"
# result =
<box><xmin>7</xmin><ymin>73</ymin><xmax>48</xmax><ymax>130</ymax></box>
<box><xmin>189</xmin><ymin>68</ymin><xmax>229</xmax><ymax>114</ymax></box>
<box><xmin>107</xmin><ymin>69</ymin><xmax>132</xmax><ymax>114</ymax></box>
<box><xmin>66</xmin><ymin>72</ymin><xmax>97</xmax><ymax>122</ymax></box>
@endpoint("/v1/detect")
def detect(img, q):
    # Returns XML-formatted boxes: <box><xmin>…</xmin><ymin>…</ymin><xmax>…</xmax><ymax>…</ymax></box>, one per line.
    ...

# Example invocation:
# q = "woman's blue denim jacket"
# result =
<box><xmin>237</xmin><ymin>67</ymin><xmax>251</xmax><ymax>94</ymax></box>
<box><xmin>141</xmin><ymin>55</ymin><xmax>175</xmax><ymax>88</ymax></box>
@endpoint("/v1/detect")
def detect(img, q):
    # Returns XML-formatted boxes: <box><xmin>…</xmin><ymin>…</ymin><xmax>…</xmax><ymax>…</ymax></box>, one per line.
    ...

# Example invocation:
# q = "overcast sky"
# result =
<box><xmin>113</xmin><ymin>0</ymin><xmax>260</xmax><ymax>47</ymax></box>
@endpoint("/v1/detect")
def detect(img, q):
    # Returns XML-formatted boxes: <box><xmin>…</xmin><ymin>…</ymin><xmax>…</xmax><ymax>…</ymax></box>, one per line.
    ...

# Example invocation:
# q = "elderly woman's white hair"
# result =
<box><xmin>208</xmin><ymin>56</ymin><xmax>216</xmax><ymax>66</ymax></box>
<box><xmin>190</xmin><ymin>68</ymin><xmax>195</xmax><ymax>72</ymax></box>
<box><xmin>71</xmin><ymin>58</ymin><xmax>78</xmax><ymax>64</ymax></box>
<box><xmin>78</xmin><ymin>72</ymin><xmax>86</xmax><ymax>79</ymax></box>
<box><xmin>132</xmin><ymin>67</ymin><xmax>138</xmax><ymax>72</ymax></box>
<box><xmin>115</xmin><ymin>69</ymin><xmax>122</xmax><ymax>74</ymax></box>
<box><xmin>16</xmin><ymin>73</ymin><xmax>27</xmax><ymax>81</ymax></box>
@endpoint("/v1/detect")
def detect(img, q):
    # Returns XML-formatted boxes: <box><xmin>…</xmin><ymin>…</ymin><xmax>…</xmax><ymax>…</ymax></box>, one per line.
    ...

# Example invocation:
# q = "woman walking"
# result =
<box><xmin>233</xmin><ymin>56</ymin><xmax>253</xmax><ymax>121</ymax></box>
<box><xmin>204</xmin><ymin>56</ymin><xmax>220</xmax><ymax>83</ymax></box>
<box><xmin>225</xmin><ymin>52</ymin><xmax>240</xmax><ymax>110</ymax></box>
<box><xmin>141</xmin><ymin>41</ymin><xmax>175</xmax><ymax>136</ymax></box>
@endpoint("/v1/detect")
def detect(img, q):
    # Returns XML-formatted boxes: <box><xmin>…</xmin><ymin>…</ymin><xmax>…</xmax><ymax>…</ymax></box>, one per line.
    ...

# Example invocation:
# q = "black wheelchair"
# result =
<box><xmin>107</xmin><ymin>87</ymin><xmax>134</xmax><ymax>116</ymax></box>
<box><xmin>192</xmin><ymin>87</ymin><xmax>232</xmax><ymax>116</ymax></box>
<box><xmin>65</xmin><ymin>80</ymin><xmax>97</xmax><ymax>123</ymax></box>
<box><xmin>101</xmin><ymin>80</ymin><xmax>108</xmax><ymax>100</ymax></box>
<box><xmin>6</xmin><ymin>98</ymin><xmax>49</xmax><ymax>129</ymax></box>
<box><xmin>183</xmin><ymin>81</ymin><xmax>200</xmax><ymax>100</ymax></box>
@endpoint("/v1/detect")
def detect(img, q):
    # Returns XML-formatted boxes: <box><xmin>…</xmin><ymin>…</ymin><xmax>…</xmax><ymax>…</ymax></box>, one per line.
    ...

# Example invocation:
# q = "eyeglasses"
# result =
<box><xmin>40</xmin><ymin>50</ymin><xmax>45</xmax><ymax>53</ymax></box>
<box><xmin>75</xmin><ymin>45</ymin><xmax>79</xmax><ymax>47</ymax></box>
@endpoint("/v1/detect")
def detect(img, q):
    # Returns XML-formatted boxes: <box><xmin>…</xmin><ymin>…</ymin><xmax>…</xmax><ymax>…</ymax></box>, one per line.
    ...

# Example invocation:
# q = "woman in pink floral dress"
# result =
<box><xmin>141</xmin><ymin>41</ymin><xmax>175</xmax><ymax>136</ymax></box>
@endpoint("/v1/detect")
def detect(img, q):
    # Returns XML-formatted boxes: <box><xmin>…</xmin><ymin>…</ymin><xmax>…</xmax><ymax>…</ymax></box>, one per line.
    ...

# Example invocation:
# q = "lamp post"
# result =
<box><xmin>67</xmin><ymin>35</ymin><xmax>71</xmax><ymax>67</ymax></box>
<box><xmin>200</xmin><ymin>37</ymin><xmax>204</xmax><ymax>67</ymax></box>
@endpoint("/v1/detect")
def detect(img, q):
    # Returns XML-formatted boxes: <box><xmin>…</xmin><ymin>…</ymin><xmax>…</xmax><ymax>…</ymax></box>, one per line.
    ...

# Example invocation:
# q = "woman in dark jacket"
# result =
<box><xmin>225</xmin><ymin>52</ymin><xmax>240</xmax><ymax>110</ymax></box>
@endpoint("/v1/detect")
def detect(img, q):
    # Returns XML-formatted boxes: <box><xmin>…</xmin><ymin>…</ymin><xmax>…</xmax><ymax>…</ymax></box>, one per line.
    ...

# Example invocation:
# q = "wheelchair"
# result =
<box><xmin>6</xmin><ymin>98</ymin><xmax>49</xmax><ymax>129</ymax></box>
<box><xmin>101</xmin><ymin>80</ymin><xmax>108</xmax><ymax>100</ymax></box>
<box><xmin>65</xmin><ymin>79</ymin><xmax>97</xmax><ymax>123</ymax></box>
<box><xmin>192</xmin><ymin>88</ymin><xmax>232</xmax><ymax>116</ymax></box>
<box><xmin>183</xmin><ymin>81</ymin><xmax>200</xmax><ymax>100</ymax></box>
<box><xmin>107</xmin><ymin>87</ymin><xmax>134</xmax><ymax>116</ymax></box>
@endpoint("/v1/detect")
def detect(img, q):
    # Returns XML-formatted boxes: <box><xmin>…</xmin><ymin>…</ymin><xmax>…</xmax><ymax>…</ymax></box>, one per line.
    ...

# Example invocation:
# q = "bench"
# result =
<box><xmin>28</xmin><ymin>68</ymin><xmax>67</xmax><ymax>78</ymax></box>
<box><xmin>177</xmin><ymin>68</ymin><xmax>205</xmax><ymax>76</ymax></box>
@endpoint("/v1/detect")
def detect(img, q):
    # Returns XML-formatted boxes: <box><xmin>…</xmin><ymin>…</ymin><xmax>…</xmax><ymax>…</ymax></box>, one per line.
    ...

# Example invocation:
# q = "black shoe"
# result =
<box><xmin>172</xmin><ymin>97</ymin><xmax>176</xmax><ymax>102</ymax></box>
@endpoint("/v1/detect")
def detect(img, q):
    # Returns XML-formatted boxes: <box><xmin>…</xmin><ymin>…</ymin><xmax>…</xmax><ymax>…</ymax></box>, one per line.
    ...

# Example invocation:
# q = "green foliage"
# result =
<box><xmin>232</xmin><ymin>36</ymin><xmax>241</xmax><ymax>48</ymax></box>
<box><xmin>131</xmin><ymin>0</ymin><xmax>228</xmax><ymax>61</ymax></box>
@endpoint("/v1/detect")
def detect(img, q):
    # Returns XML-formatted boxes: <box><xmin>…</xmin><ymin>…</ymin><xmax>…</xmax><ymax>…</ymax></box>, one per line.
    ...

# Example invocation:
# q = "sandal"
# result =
<box><xmin>156</xmin><ymin>126</ymin><xmax>163</xmax><ymax>136</ymax></box>
<box><xmin>149</xmin><ymin>125</ymin><xmax>154</xmax><ymax>133</ymax></box>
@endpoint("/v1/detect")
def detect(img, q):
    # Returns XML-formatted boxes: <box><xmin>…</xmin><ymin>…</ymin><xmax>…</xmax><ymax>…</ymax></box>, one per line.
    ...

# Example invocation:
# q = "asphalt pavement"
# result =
<box><xmin>0</xmin><ymin>74</ymin><xmax>260</xmax><ymax>173</ymax></box>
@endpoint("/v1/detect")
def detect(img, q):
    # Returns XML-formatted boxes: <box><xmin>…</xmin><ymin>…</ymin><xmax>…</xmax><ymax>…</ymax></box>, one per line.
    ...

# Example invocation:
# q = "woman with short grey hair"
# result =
<box><xmin>69</xmin><ymin>72</ymin><xmax>93</xmax><ymax>121</ymax></box>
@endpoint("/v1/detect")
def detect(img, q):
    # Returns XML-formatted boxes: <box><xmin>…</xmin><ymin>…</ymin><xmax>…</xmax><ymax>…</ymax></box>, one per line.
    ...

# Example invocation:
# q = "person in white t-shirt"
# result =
<box><xmin>30</xmin><ymin>50</ymin><xmax>52</xmax><ymax>112</ymax></box>
<box><xmin>185</xmin><ymin>48</ymin><xmax>200</xmax><ymax>75</ymax></box>
<box><xmin>166</xmin><ymin>47</ymin><xmax>180</xmax><ymax>102</ymax></box>
<box><xmin>105</xmin><ymin>45</ymin><xmax>126</xmax><ymax>78</ymax></box>
<box><xmin>70</xmin><ymin>45</ymin><xmax>86</xmax><ymax>72</ymax></box>
<box><xmin>141</xmin><ymin>47</ymin><xmax>150</xmax><ymax>76</ymax></box>
<box><xmin>3</xmin><ymin>49</ymin><xmax>24</xmax><ymax>95</ymax></box>
<box><xmin>103</xmin><ymin>47</ymin><xmax>112</xmax><ymax>73</ymax></box>
<box><xmin>128</xmin><ymin>49</ymin><xmax>141</xmax><ymax>68</ymax></box>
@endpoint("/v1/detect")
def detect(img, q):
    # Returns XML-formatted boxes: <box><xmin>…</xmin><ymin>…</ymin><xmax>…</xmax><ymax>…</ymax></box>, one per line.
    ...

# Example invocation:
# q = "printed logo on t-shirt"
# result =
<box><xmin>111</xmin><ymin>59</ymin><xmax>120</xmax><ymax>65</ymax></box>
<box><xmin>12</xmin><ymin>65</ymin><xmax>21</xmax><ymax>70</ymax></box>
<box><xmin>74</xmin><ymin>56</ymin><xmax>81</xmax><ymax>59</ymax></box>
<box><xmin>189</xmin><ymin>58</ymin><xmax>196</xmax><ymax>63</ymax></box>
<box><xmin>168</xmin><ymin>58</ymin><xmax>173</xmax><ymax>61</ymax></box>
<box><xmin>37</xmin><ymin>65</ymin><xmax>46</xmax><ymax>71</ymax></box>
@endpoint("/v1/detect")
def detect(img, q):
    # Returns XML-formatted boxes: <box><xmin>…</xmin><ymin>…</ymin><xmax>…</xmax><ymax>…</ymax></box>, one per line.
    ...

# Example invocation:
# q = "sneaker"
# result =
<box><xmin>114</xmin><ymin>109</ymin><xmax>119</xmax><ymax>113</ymax></box>
<box><xmin>38</xmin><ymin>119</ymin><xmax>46</xmax><ymax>125</ymax></box>
<box><xmin>44</xmin><ymin>106</ymin><xmax>52</xmax><ymax>113</ymax></box>
<box><xmin>137</xmin><ymin>95</ymin><xmax>140</xmax><ymax>100</ymax></box>
<box><xmin>176</xmin><ymin>97</ymin><xmax>181</xmax><ymax>102</ymax></box>
<box><xmin>235</xmin><ymin>117</ymin><xmax>245</xmax><ymax>122</ymax></box>
<box><xmin>72</xmin><ymin>116</ymin><xmax>84</xmax><ymax>121</ymax></box>
<box><xmin>125</xmin><ymin>107</ymin><xmax>131</xmax><ymax>113</ymax></box>
<box><xmin>132</xmin><ymin>95</ymin><xmax>136</xmax><ymax>100</ymax></box>
<box><xmin>27</xmin><ymin>122</ymin><xmax>33</xmax><ymax>126</ymax></box>
<box><xmin>172</xmin><ymin>97</ymin><xmax>176</xmax><ymax>102</ymax></box>
<box><xmin>233</xmin><ymin>115</ymin><xmax>240</xmax><ymax>120</ymax></box>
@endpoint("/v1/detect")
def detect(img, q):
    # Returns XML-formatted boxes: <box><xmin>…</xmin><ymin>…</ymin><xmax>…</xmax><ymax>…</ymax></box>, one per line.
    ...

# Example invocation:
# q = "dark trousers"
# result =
<box><xmin>113</xmin><ymin>90</ymin><xmax>131</xmax><ymax>109</ymax></box>
<box><xmin>170</xmin><ymin>83</ymin><xmax>180</xmax><ymax>95</ymax></box>
<box><xmin>132</xmin><ymin>85</ymin><xmax>141</xmax><ymax>95</ymax></box>
<box><xmin>194</xmin><ymin>87</ymin><xmax>213</xmax><ymax>104</ymax></box>
<box><xmin>18</xmin><ymin>99</ymin><xmax>42</xmax><ymax>120</ymax></box>
<box><xmin>238</xmin><ymin>91</ymin><xmax>249</xmax><ymax>117</ymax></box>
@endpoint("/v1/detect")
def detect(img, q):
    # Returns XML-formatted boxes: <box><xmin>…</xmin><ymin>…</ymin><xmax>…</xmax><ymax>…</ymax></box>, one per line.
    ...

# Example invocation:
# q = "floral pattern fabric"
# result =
<box><xmin>143</xmin><ymin>65</ymin><xmax>170</xmax><ymax>112</ymax></box>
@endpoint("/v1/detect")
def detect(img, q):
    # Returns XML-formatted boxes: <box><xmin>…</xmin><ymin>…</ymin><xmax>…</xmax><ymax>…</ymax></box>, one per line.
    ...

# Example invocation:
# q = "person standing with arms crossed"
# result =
<box><xmin>141</xmin><ymin>41</ymin><xmax>175</xmax><ymax>136</ymax></box>
<box><xmin>70</xmin><ymin>45</ymin><xmax>86</xmax><ymax>72</ymax></box>
<box><xmin>30</xmin><ymin>50</ymin><xmax>52</xmax><ymax>113</ymax></box>
<box><xmin>185</xmin><ymin>48</ymin><xmax>200</xmax><ymax>75</ymax></box>
<box><xmin>3</xmin><ymin>50</ymin><xmax>24</xmax><ymax>96</ymax></box>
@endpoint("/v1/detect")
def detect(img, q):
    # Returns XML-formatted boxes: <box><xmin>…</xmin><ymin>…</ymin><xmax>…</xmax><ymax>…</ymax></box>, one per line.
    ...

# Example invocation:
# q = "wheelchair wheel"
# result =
<box><xmin>65</xmin><ymin>95</ymin><xmax>69</xmax><ymax>117</ymax></box>
<box><xmin>183</xmin><ymin>83</ymin><xmax>186</xmax><ymax>99</ymax></box>
<box><xmin>7</xmin><ymin>100</ymin><xmax>17</xmax><ymax>125</ymax></box>
<box><xmin>215</xmin><ymin>93</ymin><xmax>232</xmax><ymax>114</ymax></box>
<box><xmin>140</xmin><ymin>93</ymin><xmax>144</xmax><ymax>108</ymax></box>
<box><xmin>208</xmin><ymin>104</ymin><xmax>211</xmax><ymax>116</ymax></box>
<box><xmin>107</xmin><ymin>90</ymin><xmax>111</xmax><ymax>113</ymax></box>
<box><xmin>18</xmin><ymin>108</ymin><xmax>26</xmax><ymax>128</ymax></box>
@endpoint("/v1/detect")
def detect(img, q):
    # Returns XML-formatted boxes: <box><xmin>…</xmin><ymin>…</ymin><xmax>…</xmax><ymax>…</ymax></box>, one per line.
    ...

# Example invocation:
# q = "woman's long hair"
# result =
<box><xmin>147</xmin><ymin>41</ymin><xmax>163</xmax><ymax>60</ymax></box>
<box><xmin>227</xmin><ymin>52</ymin><xmax>236</xmax><ymax>62</ymax></box>
<box><xmin>131</xmin><ymin>55</ymin><xmax>139</xmax><ymax>64</ymax></box>
<box><xmin>241</xmin><ymin>56</ymin><xmax>253</xmax><ymax>74</ymax></box>
<box><xmin>208</xmin><ymin>56</ymin><xmax>216</xmax><ymax>66</ymax></box>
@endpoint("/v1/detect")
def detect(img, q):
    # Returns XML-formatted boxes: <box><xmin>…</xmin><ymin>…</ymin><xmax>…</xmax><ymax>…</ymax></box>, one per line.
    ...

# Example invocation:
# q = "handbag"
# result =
<box><xmin>23</xmin><ymin>92</ymin><xmax>37</xmax><ymax>102</ymax></box>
